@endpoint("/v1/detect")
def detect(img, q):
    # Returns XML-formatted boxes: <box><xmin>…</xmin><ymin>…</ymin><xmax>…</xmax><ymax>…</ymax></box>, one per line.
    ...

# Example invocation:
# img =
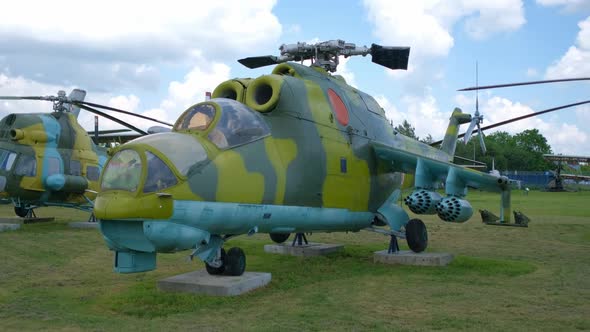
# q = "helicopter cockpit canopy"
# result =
<box><xmin>174</xmin><ymin>98</ymin><xmax>270</xmax><ymax>149</ymax></box>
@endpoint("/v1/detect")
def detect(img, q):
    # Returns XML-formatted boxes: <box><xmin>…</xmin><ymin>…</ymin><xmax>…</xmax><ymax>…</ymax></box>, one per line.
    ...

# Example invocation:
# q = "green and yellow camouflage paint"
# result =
<box><xmin>0</xmin><ymin>111</ymin><xmax>107</xmax><ymax>216</ymax></box>
<box><xmin>94</xmin><ymin>62</ymin><xmax>516</xmax><ymax>274</ymax></box>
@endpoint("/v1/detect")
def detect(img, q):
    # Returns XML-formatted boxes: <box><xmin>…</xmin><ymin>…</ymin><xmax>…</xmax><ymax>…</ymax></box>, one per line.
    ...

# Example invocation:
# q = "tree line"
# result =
<box><xmin>394</xmin><ymin>120</ymin><xmax>558</xmax><ymax>171</ymax></box>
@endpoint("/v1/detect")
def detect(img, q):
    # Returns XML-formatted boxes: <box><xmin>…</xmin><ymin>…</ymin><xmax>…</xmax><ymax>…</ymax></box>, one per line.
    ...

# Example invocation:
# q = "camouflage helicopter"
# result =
<box><xmin>93</xmin><ymin>40</ymin><xmax>589</xmax><ymax>276</ymax></box>
<box><xmin>0</xmin><ymin>89</ymin><xmax>172</xmax><ymax>218</ymax></box>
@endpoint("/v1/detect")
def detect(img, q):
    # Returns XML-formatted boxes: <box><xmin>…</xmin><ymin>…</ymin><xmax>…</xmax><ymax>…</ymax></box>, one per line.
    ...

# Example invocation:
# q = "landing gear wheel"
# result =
<box><xmin>14</xmin><ymin>206</ymin><xmax>30</xmax><ymax>218</ymax></box>
<box><xmin>225</xmin><ymin>247</ymin><xmax>246</xmax><ymax>276</ymax></box>
<box><xmin>406</xmin><ymin>218</ymin><xmax>428</xmax><ymax>253</ymax></box>
<box><xmin>269</xmin><ymin>233</ymin><xmax>290</xmax><ymax>244</ymax></box>
<box><xmin>205</xmin><ymin>248</ymin><xmax>226</xmax><ymax>275</ymax></box>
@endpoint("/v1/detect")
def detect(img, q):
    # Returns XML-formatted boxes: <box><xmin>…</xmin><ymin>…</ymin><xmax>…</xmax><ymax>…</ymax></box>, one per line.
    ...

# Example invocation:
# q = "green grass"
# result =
<box><xmin>0</xmin><ymin>190</ymin><xmax>588</xmax><ymax>331</ymax></box>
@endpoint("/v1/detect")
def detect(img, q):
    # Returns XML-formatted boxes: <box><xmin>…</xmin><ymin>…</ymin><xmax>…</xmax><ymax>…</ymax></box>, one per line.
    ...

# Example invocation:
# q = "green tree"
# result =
<box><xmin>454</xmin><ymin>130</ymin><xmax>554</xmax><ymax>171</ymax></box>
<box><xmin>395</xmin><ymin>120</ymin><xmax>418</xmax><ymax>139</ymax></box>
<box><xmin>420</xmin><ymin>134</ymin><xmax>433</xmax><ymax>144</ymax></box>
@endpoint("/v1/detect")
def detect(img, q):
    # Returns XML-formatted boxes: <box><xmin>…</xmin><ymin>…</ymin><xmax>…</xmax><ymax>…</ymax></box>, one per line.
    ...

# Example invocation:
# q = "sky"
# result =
<box><xmin>0</xmin><ymin>0</ymin><xmax>589</xmax><ymax>155</ymax></box>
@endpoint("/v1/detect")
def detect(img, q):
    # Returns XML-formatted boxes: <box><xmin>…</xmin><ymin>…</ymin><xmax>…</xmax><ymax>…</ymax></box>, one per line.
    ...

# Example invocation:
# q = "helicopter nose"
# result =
<box><xmin>94</xmin><ymin>132</ymin><xmax>209</xmax><ymax>220</ymax></box>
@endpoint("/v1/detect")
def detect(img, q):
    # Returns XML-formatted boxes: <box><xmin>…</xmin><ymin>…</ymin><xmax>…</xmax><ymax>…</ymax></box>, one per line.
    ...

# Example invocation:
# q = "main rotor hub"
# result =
<box><xmin>238</xmin><ymin>39</ymin><xmax>409</xmax><ymax>72</ymax></box>
<box><xmin>279</xmin><ymin>39</ymin><xmax>370</xmax><ymax>72</ymax></box>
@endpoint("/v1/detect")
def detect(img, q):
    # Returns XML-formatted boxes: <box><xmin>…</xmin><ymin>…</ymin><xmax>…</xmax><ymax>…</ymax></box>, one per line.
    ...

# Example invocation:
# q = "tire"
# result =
<box><xmin>269</xmin><ymin>233</ymin><xmax>290</xmax><ymax>244</ymax></box>
<box><xmin>225</xmin><ymin>247</ymin><xmax>246</xmax><ymax>276</ymax></box>
<box><xmin>14</xmin><ymin>206</ymin><xmax>29</xmax><ymax>218</ymax></box>
<box><xmin>406</xmin><ymin>219</ymin><xmax>428</xmax><ymax>253</ymax></box>
<box><xmin>205</xmin><ymin>248</ymin><xmax>226</xmax><ymax>275</ymax></box>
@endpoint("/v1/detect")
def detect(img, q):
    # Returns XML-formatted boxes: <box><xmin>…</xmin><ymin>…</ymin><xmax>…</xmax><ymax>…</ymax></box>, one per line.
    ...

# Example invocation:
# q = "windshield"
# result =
<box><xmin>101</xmin><ymin>149</ymin><xmax>142</xmax><ymax>192</ymax></box>
<box><xmin>207</xmin><ymin>99</ymin><xmax>270</xmax><ymax>149</ymax></box>
<box><xmin>124</xmin><ymin>132</ymin><xmax>207</xmax><ymax>176</ymax></box>
<box><xmin>175</xmin><ymin>103</ymin><xmax>216</xmax><ymax>131</ymax></box>
<box><xmin>143</xmin><ymin>151</ymin><xmax>177</xmax><ymax>193</ymax></box>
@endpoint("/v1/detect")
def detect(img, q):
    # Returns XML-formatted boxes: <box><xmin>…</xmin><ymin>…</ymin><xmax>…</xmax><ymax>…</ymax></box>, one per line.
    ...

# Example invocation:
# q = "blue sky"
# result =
<box><xmin>1</xmin><ymin>0</ymin><xmax>589</xmax><ymax>155</ymax></box>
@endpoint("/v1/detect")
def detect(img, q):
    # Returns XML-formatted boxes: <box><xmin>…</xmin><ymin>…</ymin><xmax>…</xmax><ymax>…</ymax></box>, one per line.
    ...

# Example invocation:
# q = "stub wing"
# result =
<box><xmin>371</xmin><ymin>142</ymin><xmax>510</xmax><ymax>193</ymax></box>
<box><xmin>371</xmin><ymin>142</ymin><xmax>526</xmax><ymax>225</ymax></box>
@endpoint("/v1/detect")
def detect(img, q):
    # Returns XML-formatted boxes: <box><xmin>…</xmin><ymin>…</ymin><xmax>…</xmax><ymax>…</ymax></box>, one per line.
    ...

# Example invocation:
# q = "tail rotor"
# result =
<box><xmin>463</xmin><ymin>62</ymin><xmax>487</xmax><ymax>154</ymax></box>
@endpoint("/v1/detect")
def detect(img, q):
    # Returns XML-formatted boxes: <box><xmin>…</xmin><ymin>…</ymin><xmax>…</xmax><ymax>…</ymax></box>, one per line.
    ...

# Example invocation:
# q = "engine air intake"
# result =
<box><xmin>245</xmin><ymin>75</ymin><xmax>284</xmax><ymax>113</ymax></box>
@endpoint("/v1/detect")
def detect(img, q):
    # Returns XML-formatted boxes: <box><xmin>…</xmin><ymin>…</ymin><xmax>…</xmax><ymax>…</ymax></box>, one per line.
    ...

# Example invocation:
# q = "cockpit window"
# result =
<box><xmin>0</xmin><ymin>149</ymin><xmax>17</xmax><ymax>171</ymax></box>
<box><xmin>175</xmin><ymin>104</ymin><xmax>216</xmax><ymax>131</ymax></box>
<box><xmin>143</xmin><ymin>151</ymin><xmax>177</xmax><ymax>193</ymax></box>
<box><xmin>208</xmin><ymin>102</ymin><xmax>270</xmax><ymax>149</ymax></box>
<box><xmin>15</xmin><ymin>155</ymin><xmax>36</xmax><ymax>177</ymax></box>
<box><xmin>101</xmin><ymin>149</ymin><xmax>142</xmax><ymax>192</ymax></box>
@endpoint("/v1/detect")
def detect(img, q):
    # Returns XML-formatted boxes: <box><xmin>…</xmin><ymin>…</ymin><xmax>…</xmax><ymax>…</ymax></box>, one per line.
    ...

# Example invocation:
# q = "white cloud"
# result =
<box><xmin>536</xmin><ymin>0</ymin><xmax>590</xmax><ymax>12</ymax></box>
<box><xmin>363</xmin><ymin>0</ymin><xmax>525</xmax><ymax>60</ymax></box>
<box><xmin>376</xmin><ymin>90</ymin><xmax>449</xmax><ymax>140</ymax></box>
<box><xmin>0</xmin><ymin>57</ymin><xmax>231</xmax><ymax>134</ymax></box>
<box><xmin>0</xmin><ymin>1</ymin><xmax>281</xmax><ymax>90</ymax></box>
<box><xmin>478</xmin><ymin>95</ymin><xmax>589</xmax><ymax>155</ymax></box>
<box><xmin>545</xmin><ymin>17</ymin><xmax>590</xmax><ymax>78</ymax></box>
<box><xmin>334</xmin><ymin>57</ymin><xmax>357</xmax><ymax>88</ymax></box>
<box><xmin>526</xmin><ymin>68</ymin><xmax>539</xmax><ymax>77</ymax></box>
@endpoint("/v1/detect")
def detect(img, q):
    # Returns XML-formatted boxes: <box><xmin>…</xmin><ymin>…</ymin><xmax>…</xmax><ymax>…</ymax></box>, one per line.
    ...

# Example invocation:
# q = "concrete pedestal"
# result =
<box><xmin>158</xmin><ymin>269</ymin><xmax>272</xmax><ymax>296</ymax></box>
<box><xmin>264</xmin><ymin>243</ymin><xmax>344</xmax><ymax>257</ymax></box>
<box><xmin>0</xmin><ymin>223</ymin><xmax>20</xmax><ymax>232</ymax></box>
<box><xmin>0</xmin><ymin>218</ymin><xmax>24</xmax><ymax>224</ymax></box>
<box><xmin>69</xmin><ymin>221</ymin><xmax>100</xmax><ymax>229</ymax></box>
<box><xmin>374</xmin><ymin>250</ymin><xmax>454</xmax><ymax>266</ymax></box>
<box><xmin>0</xmin><ymin>217</ymin><xmax>54</xmax><ymax>224</ymax></box>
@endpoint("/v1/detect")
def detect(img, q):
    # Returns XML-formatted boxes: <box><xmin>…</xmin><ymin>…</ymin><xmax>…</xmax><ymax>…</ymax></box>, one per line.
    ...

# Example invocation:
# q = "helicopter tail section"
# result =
<box><xmin>440</xmin><ymin>108</ymin><xmax>472</xmax><ymax>160</ymax></box>
<box><xmin>66</xmin><ymin>89</ymin><xmax>87</xmax><ymax>118</ymax></box>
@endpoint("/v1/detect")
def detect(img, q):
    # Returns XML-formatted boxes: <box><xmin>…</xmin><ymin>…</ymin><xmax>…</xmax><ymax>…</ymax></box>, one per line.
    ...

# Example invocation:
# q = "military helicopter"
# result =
<box><xmin>0</xmin><ymin>89</ymin><xmax>172</xmax><ymax>218</ymax></box>
<box><xmin>542</xmin><ymin>154</ymin><xmax>590</xmax><ymax>191</ymax></box>
<box><xmin>92</xmin><ymin>39</ymin><xmax>589</xmax><ymax>276</ymax></box>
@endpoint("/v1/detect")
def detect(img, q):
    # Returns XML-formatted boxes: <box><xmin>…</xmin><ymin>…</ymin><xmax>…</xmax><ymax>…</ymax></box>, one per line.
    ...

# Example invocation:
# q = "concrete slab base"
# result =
<box><xmin>69</xmin><ymin>222</ymin><xmax>100</xmax><ymax>229</ymax></box>
<box><xmin>0</xmin><ymin>218</ymin><xmax>24</xmax><ymax>224</ymax></box>
<box><xmin>0</xmin><ymin>223</ymin><xmax>21</xmax><ymax>232</ymax></box>
<box><xmin>0</xmin><ymin>217</ymin><xmax>54</xmax><ymax>224</ymax></box>
<box><xmin>158</xmin><ymin>269</ymin><xmax>271</xmax><ymax>296</ymax></box>
<box><xmin>264</xmin><ymin>243</ymin><xmax>344</xmax><ymax>257</ymax></box>
<box><xmin>374</xmin><ymin>250</ymin><xmax>454</xmax><ymax>267</ymax></box>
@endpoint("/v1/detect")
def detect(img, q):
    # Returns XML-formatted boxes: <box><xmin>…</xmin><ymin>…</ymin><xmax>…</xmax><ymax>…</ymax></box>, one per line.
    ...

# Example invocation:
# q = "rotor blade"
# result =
<box><xmin>478</xmin><ymin>125</ymin><xmax>487</xmax><ymax>154</ymax></box>
<box><xmin>430</xmin><ymin>99</ymin><xmax>590</xmax><ymax>146</ymax></box>
<box><xmin>463</xmin><ymin>120</ymin><xmax>477</xmax><ymax>143</ymax></box>
<box><xmin>459</xmin><ymin>77</ymin><xmax>590</xmax><ymax>91</ymax></box>
<box><xmin>0</xmin><ymin>96</ymin><xmax>54</xmax><ymax>101</ymax></box>
<box><xmin>238</xmin><ymin>56</ymin><xmax>280</xmax><ymax>69</ymax></box>
<box><xmin>75</xmin><ymin>101</ymin><xmax>173</xmax><ymax>126</ymax></box>
<box><xmin>370</xmin><ymin>44</ymin><xmax>410</xmax><ymax>70</ymax></box>
<box><xmin>77</xmin><ymin>104</ymin><xmax>147</xmax><ymax>135</ymax></box>
<box><xmin>87</xmin><ymin>128</ymin><xmax>133</xmax><ymax>135</ymax></box>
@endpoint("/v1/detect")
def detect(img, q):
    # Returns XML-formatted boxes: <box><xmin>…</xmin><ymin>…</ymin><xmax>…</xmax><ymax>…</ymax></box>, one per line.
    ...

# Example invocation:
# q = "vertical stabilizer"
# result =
<box><xmin>440</xmin><ymin>108</ymin><xmax>471</xmax><ymax>159</ymax></box>
<box><xmin>66</xmin><ymin>89</ymin><xmax>86</xmax><ymax>118</ymax></box>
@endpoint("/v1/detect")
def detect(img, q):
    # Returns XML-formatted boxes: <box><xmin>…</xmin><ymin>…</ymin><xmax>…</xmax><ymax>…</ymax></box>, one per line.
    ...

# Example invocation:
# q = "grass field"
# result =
<box><xmin>0</xmin><ymin>190</ymin><xmax>588</xmax><ymax>331</ymax></box>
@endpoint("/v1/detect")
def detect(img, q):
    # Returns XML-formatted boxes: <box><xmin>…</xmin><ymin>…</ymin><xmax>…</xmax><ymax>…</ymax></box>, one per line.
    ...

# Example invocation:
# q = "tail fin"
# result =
<box><xmin>440</xmin><ymin>108</ymin><xmax>471</xmax><ymax>159</ymax></box>
<box><xmin>66</xmin><ymin>89</ymin><xmax>87</xmax><ymax>118</ymax></box>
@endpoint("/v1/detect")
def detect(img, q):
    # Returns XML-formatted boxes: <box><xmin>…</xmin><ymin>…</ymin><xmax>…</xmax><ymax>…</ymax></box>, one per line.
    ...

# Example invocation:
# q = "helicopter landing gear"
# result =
<box><xmin>388</xmin><ymin>234</ymin><xmax>400</xmax><ymax>253</ymax></box>
<box><xmin>291</xmin><ymin>232</ymin><xmax>309</xmax><ymax>246</ymax></box>
<box><xmin>269</xmin><ymin>232</ymin><xmax>290</xmax><ymax>244</ymax></box>
<box><xmin>205</xmin><ymin>248</ymin><xmax>226</xmax><ymax>275</ymax></box>
<box><xmin>405</xmin><ymin>218</ymin><xmax>428</xmax><ymax>253</ymax></box>
<box><xmin>204</xmin><ymin>247</ymin><xmax>246</xmax><ymax>276</ymax></box>
<box><xmin>14</xmin><ymin>206</ymin><xmax>35</xmax><ymax>218</ymax></box>
<box><xmin>225</xmin><ymin>247</ymin><xmax>246</xmax><ymax>276</ymax></box>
